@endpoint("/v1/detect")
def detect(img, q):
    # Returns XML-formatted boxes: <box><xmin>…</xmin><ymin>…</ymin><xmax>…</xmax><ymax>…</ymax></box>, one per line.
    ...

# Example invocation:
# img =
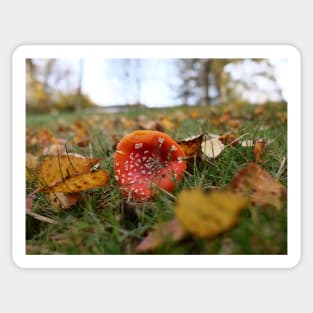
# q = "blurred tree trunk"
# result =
<box><xmin>76</xmin><ymin>59</ymin><xmax>84</xmax><ymax>111</ymax></box>
<box><xmin>200</xmin><ymin>60</ymin><xmax>211</xmax><ymax>105</ymax></box>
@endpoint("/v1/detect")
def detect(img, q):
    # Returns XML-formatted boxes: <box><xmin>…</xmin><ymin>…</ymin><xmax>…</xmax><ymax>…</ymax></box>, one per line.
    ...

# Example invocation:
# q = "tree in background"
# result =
<box><xmin>26</xmin><ymin>59</ymin><xmax>95</xmax><ymax>113</ymax></box>
<box><xmin>176</xmin><ymin>59</ymin><xmax>283</xmax><ymax>105</ymax></box>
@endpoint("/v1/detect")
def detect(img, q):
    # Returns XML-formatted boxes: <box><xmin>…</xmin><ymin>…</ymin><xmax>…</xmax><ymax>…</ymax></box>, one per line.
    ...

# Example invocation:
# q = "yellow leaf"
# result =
<box><xmin>159</xmin><ymin>117</ymin><xmax>176</xmax><ymax>130</ymax></box>
<box><xmin>26</xmin><ymin>153</ymin><xmax>38</xmax><ymax>180</ymax></box>
<box><xmin>175</xmin><ymin>189</ymin><xmax>248</xmax><ymax>238</ymax></box>
<box><xmin>38</xmin><ymin>154</ymin><xmax>101</xmax><ymax>189</ymax></box>
<box><xmin>42</xmin><ymin>170</ymin><xmax>109</xmax><ymax>193</ymax></box>
<box><xmin>201</xmin><ymin>138</ymin><xmax>225</xmax><ymax>158</ymax></box>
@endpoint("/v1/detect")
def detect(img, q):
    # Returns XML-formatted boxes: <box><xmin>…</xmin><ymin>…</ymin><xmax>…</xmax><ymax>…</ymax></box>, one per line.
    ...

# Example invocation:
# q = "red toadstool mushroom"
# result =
<box><xmin>114</xmin><ymin>130</ymin><xmax>186</xmax><ymax>201</ymax></box>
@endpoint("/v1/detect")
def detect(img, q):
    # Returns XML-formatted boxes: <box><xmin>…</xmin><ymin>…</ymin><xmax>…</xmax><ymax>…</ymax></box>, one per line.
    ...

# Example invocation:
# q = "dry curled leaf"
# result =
<box><xmin>136</xmin><ymin>219</ymin><xmax>187</xmax><ymax>252</ymax></box>
<box><xmin>178</xmin><ymin>134</ymin><xmax>203</xmax><ymax>158</ymax></box>
<box><xmin>38</xmin><ymin>153</ymin><xmax>101</xmax><ymax>189</ymax></box>
<box><xmin>42</xmin><ymin>170</ymin><xmax>109</xmax><ymax>193</ymax></box>
<box><xmin>201</xmin><ymin>137</ymin><xmax>225</xmax><ymax>159</ymax></box>
<box><xmin>175</xmin><ymin>189</ymin><xmax>248</xmax><ymax>238</ymax></box>
<box><xmin>228</xmin><ymin>162</ymin><xmax>286</xmax><ymax>210</ymax></box>
<box><xmin>253</xmin><ymin>139</ymin><xmax>265</xmax><ymax>162</ymax></box>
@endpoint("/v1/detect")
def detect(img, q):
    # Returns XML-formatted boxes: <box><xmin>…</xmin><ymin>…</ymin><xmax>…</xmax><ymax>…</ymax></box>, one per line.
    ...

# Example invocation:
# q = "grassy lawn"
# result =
<box><xmin>26</xmin><ymin>102</ymin><xmax>287</xmax><ymax>255</ymax></box>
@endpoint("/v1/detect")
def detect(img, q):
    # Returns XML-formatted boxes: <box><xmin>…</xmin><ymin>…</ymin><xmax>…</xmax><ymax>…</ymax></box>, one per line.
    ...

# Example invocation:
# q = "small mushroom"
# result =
<box><xmin>114</xmin><ymin>130</ymin><xmax>186</xmax><ymax>201</ymax></box>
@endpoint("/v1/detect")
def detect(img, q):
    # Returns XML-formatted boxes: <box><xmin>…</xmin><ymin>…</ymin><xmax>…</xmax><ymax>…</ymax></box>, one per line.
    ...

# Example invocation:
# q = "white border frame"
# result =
<box><xmin>12</xmin><ymin>45</ymin><xmax>301</xmax><ymax>268</ymax></box>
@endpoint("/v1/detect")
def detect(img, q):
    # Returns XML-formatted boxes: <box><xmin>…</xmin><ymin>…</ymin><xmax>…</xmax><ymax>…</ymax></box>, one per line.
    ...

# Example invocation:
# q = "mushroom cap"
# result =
<box><xmin>114</xmin><ymin>130</ymin><xmax>186</xmax><ymax>201</ymax></box>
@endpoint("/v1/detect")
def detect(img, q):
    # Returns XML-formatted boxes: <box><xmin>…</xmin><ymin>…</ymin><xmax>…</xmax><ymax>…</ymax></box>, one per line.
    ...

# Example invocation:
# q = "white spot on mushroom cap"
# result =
<box><xmin>135</xmin><ymin>143</ymin><xmax>143</xmax><ymax>149</ymax></box>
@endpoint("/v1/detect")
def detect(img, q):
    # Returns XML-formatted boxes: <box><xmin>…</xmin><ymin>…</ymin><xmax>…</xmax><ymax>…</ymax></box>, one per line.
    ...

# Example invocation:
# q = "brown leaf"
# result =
<box><xmin>136</xmin><ymin>219</ymin><xmax>187</xmax><ymax>252</ymax></box>
<box><xmin>219</xmin><ymin>133</ymin><xmax>238</xmax><ymax>146</ymax></box>
<box><xmin>41</xmin><ymin>170</ymin><xmax>109</xmax><ymax>193</ymax></box>
<box><xmin>175</xmin><ymin>189</ymin><xmax>248</xmax><ymax>238</ymax></box>
<box><xmin>228</xmin><ymin>163</ymin><xmax>287</xmax><ymax>210</ymax></box>
<box><xmin>38</xmin><ymin>153</ymin><xmax>101</xmax><ymax>189</ymax></box>
<box><xmin>253</xmin><ymin>139</ymin><xmax>265</xmax><ymax>162</ymax></box>
<box><xmin>48</xmin><ymin>192</ymin><xmax>81</xmax><ymax>210</ymax></box>
<box><xmin>178</xmin><ymin>134</ymin><xmax>204</xmax><ymax>158</ymax></box>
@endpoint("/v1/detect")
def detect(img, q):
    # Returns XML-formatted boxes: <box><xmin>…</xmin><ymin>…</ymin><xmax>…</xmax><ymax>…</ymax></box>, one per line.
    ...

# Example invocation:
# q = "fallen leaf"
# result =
<box><xmin>38</xmin><ymin>153</ymin><xmax>101</xmax><ymax>189</ymax></box>
<box><xmin>73</xmin><ymin>121</ymin><xmax>90</xmax><ymax>147</ymax></box>
<box><xmin>253</xmin><ymin>139</ymin><xmax>265</xmax><ymax>162</ymax></box>
<box><xmin>175</xmin><ymin>189</ymin><xmax>248</xmax><ymax>238</ymax></box>
<box><xmin>26</xmin><ymin>153</ymin><xmax>38</xmax><ymax>180</ymax></box>
<box><xmin>48</xmin><ymin>192</ymin><xmax>81</xmax><ymax>210</ymax></box>
<box><xmin>190</xmin><ymin>110</ymin><xmax>200</xmax><ymax>119</ymax></box>
<box><xmin>137</xmin><ymin>120</ymin><xmax>164</xmax><ymax>132</ymax></box>
<box><xmin>42</xmin><ymin>143</ymin><xmax>68</xmax><ymax>156</ymax></box>
<box><xmin>228</xmin><ymin>163</ymin><xmax>286</xmax><ymax>210</ymax></box>
<box><xmin>159</xmin><ymin>117</ymin><xmax>176</xmax><ymax>130</ymax></box>
<box><xmin>227</xmin><ymin>119</ymin><xmax>242</xmax><ymax>129</ymax></box>
<box><xmin>136</xmin><ymin>219</ymin><xmax>187</xmax><ymax>252</ymax></box>
<box><xmin>178</xmin><ymin>134</ymin><xmax>204</xmax><ymax>158</ymax></box>
<box><xmin>41</xmin><ymin>170</ymin><xmax>109</xmax><ymax>193</ymax></box>
<box><xmin>201</xmin><ymin>137</ymin><xmax>225</xmax><ymax>158</ymax></box>
<box><xmin>30</xmin><ymin>128</ymin><xmax>58</xmax><ymax>147</ymax></box>
<box><xmin>219</xmin><ymin>133</ymin><xmax>238</xmax><ymax>146</ymax></box>
<box><xmin>254</xmin><ymin>105</ymin><xmax>265</xmax><ymax>116</ymax></box>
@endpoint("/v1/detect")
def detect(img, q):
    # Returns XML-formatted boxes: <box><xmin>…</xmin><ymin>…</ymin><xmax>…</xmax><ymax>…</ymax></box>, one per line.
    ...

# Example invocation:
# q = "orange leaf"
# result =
<box><xmin>253</xmin><ymin>139</ymin><xmax>265</xmax><ymax>163</ymax></box>
<box><xmin>136</xmin><ymin>219</ymin><xmax>187</xmax><ymax>252</ymax></box>
<box><xmin>73</xmin><ymin>121</ymin><xmax>90</xmax><ymax>147</ymax></box>
<box><xmin>178</xmin><ymin>134</ymin><xmax>203</xmax><ymax>158</ymax></box>
<box><xmin>30</xmin><ymin>128</ymin><xmax>59</xmax><ymax>147</ymax></box>
<box><xmin>228</xmin><ymin>163</ymin><xmax>286</xmax><ymax>210</ymax></box>
<box><xmin>41</xmin><ymin>170</ymin><xmax>109</xmax><ymax>193</ymax></box>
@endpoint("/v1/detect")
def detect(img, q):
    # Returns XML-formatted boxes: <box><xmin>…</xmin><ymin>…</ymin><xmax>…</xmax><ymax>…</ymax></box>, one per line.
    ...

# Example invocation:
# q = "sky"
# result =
<box><xmin>53</xmin><ymin>58</ymin><xmax>288</xmax><ymax>107</ymax></box>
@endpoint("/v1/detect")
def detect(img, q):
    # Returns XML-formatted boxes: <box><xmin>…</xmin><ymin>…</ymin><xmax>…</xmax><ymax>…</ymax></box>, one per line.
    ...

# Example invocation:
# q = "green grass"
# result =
<box><xmin>26</xmin><ymin>102</ymin><xmax>287</xmax><ymax>255</ymax></box>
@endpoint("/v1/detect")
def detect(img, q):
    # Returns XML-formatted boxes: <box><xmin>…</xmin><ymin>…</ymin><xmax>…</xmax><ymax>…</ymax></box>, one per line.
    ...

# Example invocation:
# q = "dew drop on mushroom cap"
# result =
<box><xmin>114</xmin><ymin>130</ymin><xmax>186</xmax><ymax>201</ymax></box>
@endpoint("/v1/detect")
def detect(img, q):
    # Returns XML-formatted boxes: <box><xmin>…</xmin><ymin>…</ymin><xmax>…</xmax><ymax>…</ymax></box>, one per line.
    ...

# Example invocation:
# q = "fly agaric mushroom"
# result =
<box><xmin>114</xmin><ymin>130</ymin><xmax>186</xmax><ymax>201</ymax></box>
